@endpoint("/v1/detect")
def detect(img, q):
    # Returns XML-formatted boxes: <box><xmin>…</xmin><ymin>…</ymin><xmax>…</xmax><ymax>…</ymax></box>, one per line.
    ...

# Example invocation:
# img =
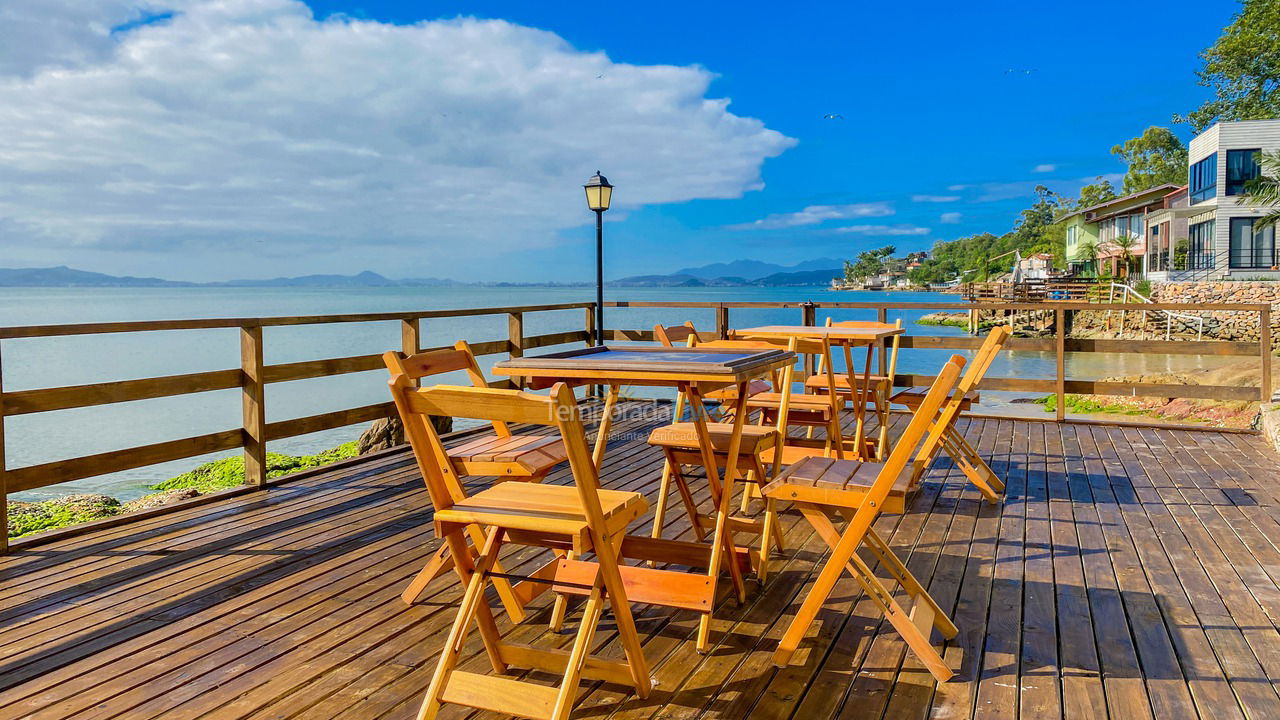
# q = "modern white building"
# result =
<box><xmin>1147</xmin><ymin>119</ymin><xmax>1280</xmax><ymax>281</ymax></box>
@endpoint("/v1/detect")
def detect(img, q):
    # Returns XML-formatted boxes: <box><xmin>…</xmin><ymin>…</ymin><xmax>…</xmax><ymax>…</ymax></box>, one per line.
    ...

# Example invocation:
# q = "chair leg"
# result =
<box><xmin>550</xmin><ymin>585</ymin><xmax>606</xmax><ymax>720</ymax></box>
<box><xmin>758</xmin><ymin>496</ymin><xmax>777</xmax><ymax>584</ymax></box>
<box><xmin>402</xmin><ymin>543</ymin><xmax>452</xmax><ymax>605</ymax></box>
<box><xmin>403</xmin><ymin>527</ymin><xmax>528</xmax><ymax>624</ymax></box>
<box><xmin>465</xmin><ymin>523</ymin><xmax>528</xmax><ymax>624</ymax></box>
<box><xmin>829</xmin><ymin>415</ymin><xmax>846</xmax><ymax>460</ymax></box>
<box><xmin>669</xmin><ymin>457</ymin><xmax>707</xmax><ymax>543</ymax></box>
<box><xmin>419</xmin><ymin>528</ymin><xmax>509</xmax><ymax>720</ymax></box>
<box><xmin>739</xmin><ymin>477</ymin><xmax>756</xmax><ymax>514</ymax></box>
<box><xmin>752</xmin><ymin>455</ymin><xmax>783</xmax><ymax>552</ymax></box>
<box><xmin>781</xmin><ymin>505</ymin><xmax>955</xmax><ymax>683</ymax></box>
<box><xmin>948</xmin><ymin>430</ymin><xmax>1005</xmax><ymax>494</ymax></box>
<box><xmin>549</xmin><ymin>550</ymin><xmax>575</xmax><ymax>633</ymax></box>
<box><xmin>651</xmin><ymin>457</ymin><xmax>676</xmax><ymax>542</ymax></box>
<box><xmin>773</xmin><ymin>504</ymin><xmax>854</xmax><ymax>666</ymax></box>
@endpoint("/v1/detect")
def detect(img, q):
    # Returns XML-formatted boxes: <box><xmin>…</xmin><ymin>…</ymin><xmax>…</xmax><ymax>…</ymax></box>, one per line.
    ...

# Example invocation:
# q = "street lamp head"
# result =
<box><xmin>583</xmin><ymin>171</ymin><xmax>613</xmax><ymax>212</ymax></box>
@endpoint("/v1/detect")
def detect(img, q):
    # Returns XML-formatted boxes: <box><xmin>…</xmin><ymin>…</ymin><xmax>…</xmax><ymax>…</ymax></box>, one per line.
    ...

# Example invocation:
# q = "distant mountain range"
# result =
<box><xmin>0</xmin><ymin>260</ymin><xmax>844</xmax><ymax>288</ymax></box>
<box><xmin>613</xmin><ymin>258</ymin><xmax>843</xmax><ymax>287</ymax></box>
<box><xmin>672</xmin><ymin>257</ymin><xmax>842</xmax><ymax>281</ymax></box>
<box><xmin>0</xmin><ymin>266</ymin><xmax>467</xmax><ymax>288</ymax></box>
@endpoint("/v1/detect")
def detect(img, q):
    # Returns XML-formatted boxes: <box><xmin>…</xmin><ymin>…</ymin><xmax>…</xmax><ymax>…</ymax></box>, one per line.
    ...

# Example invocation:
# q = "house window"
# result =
<box><xmin>1226</xmin><ymin>149</ymin><xmax>1261</xmax><ymax>195</ymax></box>
<box><xmin>1184</xmin><ymin>219</ymin><xmax>1216</xmax><ymax>269</ymax></box>
<box><xmin>1229</xmin><ymin>217</ymin><xmax>1276</xmax><ymax>269</ymax></box>
<box><xmin>1190</xmin><ymin>154</ymin><xmax>1218</xmax><ymax>203</ymax></box>
<box><xmin>1066</xmin><ymin>225</ymin><xmax>1078</xmax><ymax>246</ymax></box>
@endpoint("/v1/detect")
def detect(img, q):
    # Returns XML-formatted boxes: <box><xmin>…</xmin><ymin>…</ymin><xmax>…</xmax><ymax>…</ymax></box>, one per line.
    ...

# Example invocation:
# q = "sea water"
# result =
<box><xmin>0</xmin><ymin>286</ymin><xmax>1231</xmax><ymax>500</ymax></box>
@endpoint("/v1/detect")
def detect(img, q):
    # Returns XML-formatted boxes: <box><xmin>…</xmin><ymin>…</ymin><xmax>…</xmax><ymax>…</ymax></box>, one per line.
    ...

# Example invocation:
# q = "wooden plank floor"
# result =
<box><xmin>6</xmin><ymin>402</ymin><xmax>1280</xmax><ymax>719</ymax></box>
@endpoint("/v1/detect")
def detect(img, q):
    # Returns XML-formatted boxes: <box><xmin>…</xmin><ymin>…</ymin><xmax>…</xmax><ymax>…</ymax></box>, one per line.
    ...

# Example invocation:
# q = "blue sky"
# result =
<box><xmin>0</xmin><ymin>0</ymin><xmax>1249</xmax><ymax>281</ymax></box>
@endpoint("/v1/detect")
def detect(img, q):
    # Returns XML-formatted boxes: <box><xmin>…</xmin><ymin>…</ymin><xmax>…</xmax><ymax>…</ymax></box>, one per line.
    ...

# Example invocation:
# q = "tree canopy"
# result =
<box><xmin>1075</xmin><ymin>177</ymin><xmax>1118</xmax><ymax>209</ymax></box>
<box><xmin>1179</xmin><ymin>0</ymin><xmax>1280</xmax><ymax>132</ymax></box>
<box><xmin>1110</xmin><ymin>127</ymin><xmax>1188</xmax><ymax>193</ymax></box>
<box><xmin>842</xmin><ymin>245</ymin><xmax>896</xmax><ymax>282</ymax></box>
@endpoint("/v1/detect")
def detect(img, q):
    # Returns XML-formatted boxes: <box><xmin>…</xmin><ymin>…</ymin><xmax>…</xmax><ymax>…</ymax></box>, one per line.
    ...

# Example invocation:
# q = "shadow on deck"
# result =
<box><xmin>4</xmin><ymin>402</ymin><xmax>1280</xmax><ymax>720</ymax></box>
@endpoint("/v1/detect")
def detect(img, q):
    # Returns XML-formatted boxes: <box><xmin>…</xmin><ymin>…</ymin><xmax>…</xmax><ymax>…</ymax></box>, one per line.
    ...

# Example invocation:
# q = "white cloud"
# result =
<box><xmin>939</xmin><ymin>212</ymin><xmax>962</xmax><ymax>224</ymax></box>
<box><xmin>833</xmin><ymin>224</ymin><xmax>929</xmax><ymax>236</ymax></box>
<box><xmin>1033</xmin><ymin>164</ymin><xmax>1057</xmax><ymax>173</ymax></box>
<box><xmin>946</xmin><ymin>184</ymin><xmax>971</xmax><ymax>191</ymax></box>
<box><xmin>0</xmin><ymin>0</ymin><xmax>794</xmax><ymax>276</ymax></box>
<box><xmin>723</xmin><ymin>202</ymin><xmax>892</xmax><ymax>231</ymax></box>
<box><xmin>911</xmin><ymin>194</ymin><xmax>960</xmax><ymax>203</ymax></box>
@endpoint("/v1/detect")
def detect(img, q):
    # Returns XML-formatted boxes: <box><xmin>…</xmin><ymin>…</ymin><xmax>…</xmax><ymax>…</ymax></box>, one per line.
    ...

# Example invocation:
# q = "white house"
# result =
<box><xmin>1147</xmin><ymin>119</ymin><xmax>1280</xmax><ymax>281</ymax></box>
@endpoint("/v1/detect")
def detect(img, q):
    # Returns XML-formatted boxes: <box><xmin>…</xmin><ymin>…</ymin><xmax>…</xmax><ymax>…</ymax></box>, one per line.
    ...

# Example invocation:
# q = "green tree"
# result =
<box><xmin>1178</xmin><ymin>0</ymin><xmax>1280</xmax><ymax>132</ymax></box>
<box><xmin>1242</xmin><ymin>149</ymin><xmax>1280</xmax><ymax>229</ymax></box>
<box><xmin>1075</xmin><ymin>176</ymin><xmax>1118</xmax><ymax>209</ymax></box>
<box><xmin>1111</xmin><ymin>127</ymin><xmax>1188</xmax><ymax>193</ymax></box>
<box><xmin>1074</xmin><ymin>239</ymin><xmax>1101</xmax><ymax>277</ymax></box>
<box><xmin>1104</xmin><ymin>234</ymin><xmax>1141</xmax><ymax>278</ymax></box>
<box><xmin>843</xmin><ymin>245</ymin><xmax>896</xmax><ymax>282</ymax></box>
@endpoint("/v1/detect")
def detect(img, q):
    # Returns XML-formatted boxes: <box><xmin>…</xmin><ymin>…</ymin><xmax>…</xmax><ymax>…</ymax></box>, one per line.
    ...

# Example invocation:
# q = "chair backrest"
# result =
<box><xmin>385</xmin><ymin>342</ymin><xmax>509</xmax><ymax>436</ymax></box>
<box><xmin>819</xmin><ymin>318</ymin><xmax>903</xmax><ymax>379</ymax></box>
<box><xmin>654</xmin><ymin>321</ymin><xmax>700</xmax><ymax>348</ymax></box>
<box><xmin>909</xmin><ymin>326</ymin><xmax>1011</xmax><ymax>477</ymax></box>
<box><xmin>712</xmin><ymin>335</ymin><xmax>840</xmax><ymax>417</ymax></box>
<box><xmin>955</xmin><ymin>325</ymin><xmax>1011</xmax><ymax>395</ymax></box>
<box><xmin>847</xmin><ymin>355</ymin><xmax>965</xmax><ymax>537</ymax></box>
<box><xmin>385</xmin><ymin>376</ymin><xmax>608</xmax><ymax>526</ymax></box>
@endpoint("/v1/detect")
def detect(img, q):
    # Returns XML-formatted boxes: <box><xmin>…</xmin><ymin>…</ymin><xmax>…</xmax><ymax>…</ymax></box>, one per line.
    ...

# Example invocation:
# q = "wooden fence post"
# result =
<box><xmin>802</xmin><ymin>302</ymin><xmax>817</xmax><ymax>379</ymax></box>
<box><xmin>240</xmin><ymin>326</ymin><xmax>267</xmax><ymax>488</ymax></box>
<box><xmin>1261</xmin><ymin>304</ymin><xmax>1273</xmax><ymax>403</ymax></box>
<box><xmin>715</xmin><ymin>304</ymin><xmax>729</xmax><ymax>340</ymax></box>
<box><xmin>585</xmin><ymin>306</ymin><xmax>597</xmax><ymax>346</ymax></box>
<box><xmin>401</xmin><ymin>318</ymin><xmax>420</xmax><ymax>391</ymax></box>
<box><xmin>1055</xmin><ymin>308</ymin><xmax>1066</xmax><ymax>423</ymax></box>
<box><xmin>1</xmin><ymin>341</ymin><xmax>7</xmax><ymax>554</ymax></box>
<box><xmin>877</xmin><ymin>306</ymin><xmax>889</xmax><ymax>378</ymax></box>
<box><xmin>507</xmin><ymin>312</ymin><xmax>524</xmax><ymax>389</ymax></box>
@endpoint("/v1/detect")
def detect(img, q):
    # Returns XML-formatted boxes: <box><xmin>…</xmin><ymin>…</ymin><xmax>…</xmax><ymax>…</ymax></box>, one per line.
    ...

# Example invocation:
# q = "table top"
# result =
<box><xmin>491</xmin><ymin>345</ymin><xmax>794</xmax><ymax>385</ymax></box>
<box><xmin>735</xmin><ymin>324</ymin><xmax>904</xmax><ymax>343</ymax></box>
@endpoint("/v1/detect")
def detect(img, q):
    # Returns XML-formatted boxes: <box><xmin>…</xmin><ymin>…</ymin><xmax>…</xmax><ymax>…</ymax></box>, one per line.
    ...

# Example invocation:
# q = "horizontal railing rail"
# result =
<box><xmin>2</xmin><ymin>297</ymin><xmax>1272</xmax><ymax>554</ymax></box>
<box><xmin>0</xmin><ymin>301</ymin><xmax>596</xmax><ymax>552</ymax></box>
<box><xmin>604</xmin><ymin>297</ymin><xmax>1273</xmax><ymax>414</ymax></box>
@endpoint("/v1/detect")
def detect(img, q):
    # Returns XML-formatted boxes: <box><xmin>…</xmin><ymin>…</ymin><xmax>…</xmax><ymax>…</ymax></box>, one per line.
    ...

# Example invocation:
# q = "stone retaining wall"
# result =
<box><xmin>1149</xmin><ymin>281</ymin><xmax>1279</xmax><ymax>344</ymax></box>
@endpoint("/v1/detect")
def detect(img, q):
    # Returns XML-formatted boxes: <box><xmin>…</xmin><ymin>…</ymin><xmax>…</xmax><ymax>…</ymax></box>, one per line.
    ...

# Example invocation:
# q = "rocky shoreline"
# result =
<box><xmin>6</xmin><ymin>416</ymin><xmax>434</xmax><ymax>541</ymax></box>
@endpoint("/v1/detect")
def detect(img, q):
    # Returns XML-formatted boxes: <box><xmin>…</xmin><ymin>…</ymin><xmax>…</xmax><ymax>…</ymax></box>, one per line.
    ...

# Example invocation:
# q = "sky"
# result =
<box><xmin>0</xmin><ymin>0</ymin><xmax>1250</xmax><ymax>282</ymax></box>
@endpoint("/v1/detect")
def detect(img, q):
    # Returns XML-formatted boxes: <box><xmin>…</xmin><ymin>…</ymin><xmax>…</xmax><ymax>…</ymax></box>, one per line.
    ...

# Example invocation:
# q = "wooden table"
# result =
<box><xmin>734</xmin><ymin>324</ymin><xmax>905</xmax><ymax>461</ymax></box>
<box><xmin>492</xmin><ymin>345</ymin><xmax>795</xmax><ymax>652</ymax></box>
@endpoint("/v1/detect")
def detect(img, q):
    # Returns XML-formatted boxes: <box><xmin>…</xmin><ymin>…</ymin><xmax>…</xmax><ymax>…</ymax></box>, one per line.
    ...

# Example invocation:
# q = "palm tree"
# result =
<box><xmin>1074</xmin><ymin>239</ymin><xmax>1101</xmax><ymax>277</ymax></box>
<box><xmin>1105</xmin><ymin>234</ymin><xmax>1140</xmax><ymax>278</ymax></box>
<box><xmin>1243</xmin><ymin>150</ymin><xmax>1280</xmax><ymax>230</ymax></box>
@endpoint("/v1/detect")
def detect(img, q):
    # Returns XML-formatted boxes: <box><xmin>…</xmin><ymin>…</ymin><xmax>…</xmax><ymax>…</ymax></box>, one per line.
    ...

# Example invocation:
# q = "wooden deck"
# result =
<box><xmin>6</xmin><ymin>402</ymin><xmax>1280</xmax><ymax>720</ymax></box>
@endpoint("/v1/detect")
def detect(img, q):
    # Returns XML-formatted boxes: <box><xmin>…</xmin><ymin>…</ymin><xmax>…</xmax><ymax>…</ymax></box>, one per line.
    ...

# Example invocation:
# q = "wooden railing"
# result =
<box><xmin>961</xmin><ymin>279</ymin><xmax>1102</xmax><ymax>303</ymax></box>
<box><xmin>2</xmin><ymin>297</ymin><xmax>1272</xmax><ymax>553</ymax></box>
<box><xmin>605</xmin><ymin>298</ymin><xmax>1273</xmax><ymax>411</ymax></box>
<box><xmin>0</xmin><ymin>302</ymin><xmax>595</xmax><ymax>552</ymax></box>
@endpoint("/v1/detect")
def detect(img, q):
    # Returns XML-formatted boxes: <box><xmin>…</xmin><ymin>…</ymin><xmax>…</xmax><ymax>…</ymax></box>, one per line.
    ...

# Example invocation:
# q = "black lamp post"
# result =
<box><xmin>583</xmin><ymin>171</ymin><xmax>613</xmax><ymax>346</ymax></box>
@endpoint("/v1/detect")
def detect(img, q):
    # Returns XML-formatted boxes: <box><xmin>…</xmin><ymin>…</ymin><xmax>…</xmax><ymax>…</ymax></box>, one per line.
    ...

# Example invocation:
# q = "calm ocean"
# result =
<box><xmin>0</xmin><ymin>285</ymin><xmax>1228</xmax><ymax>501</ymax></box>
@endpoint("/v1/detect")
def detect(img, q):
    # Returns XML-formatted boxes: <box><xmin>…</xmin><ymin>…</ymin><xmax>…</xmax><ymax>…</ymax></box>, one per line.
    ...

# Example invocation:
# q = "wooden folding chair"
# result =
<box><xmin>384</xmin><ymin>344</ymin><xmax>569</xmax><ymax>618</ymax></box>
<box><xmin>653</xmin><ymin>321</ymin><xmax>769</xmax><ymax>409</ymax></box>
<box><xmin>764</xmin><ymin>355</ymin><xmax>967</xmax><ymax>683</ymax></box>
<box><xmin>645</xmin><ymin>336</ymin><xmax>797</xmax><ymax>581</ymax></box>
<box><xmin>722</xmin><ymin>336</ymin><xmax>847</xmax><ymax>462</ymax></box>
<box><xmin>890</xmin><ymin>325</ymin><xmax>1011</xmax><ymax>502</ymax></box>
<box><xmin>805</xmin><ymin>318</ymin><xmax>903</xmax><ymax>459</ymax></box>
<box><xmin>388</xmin><ymin>380</ymin><xmax>651</xmax><ymax>720</ymax></box>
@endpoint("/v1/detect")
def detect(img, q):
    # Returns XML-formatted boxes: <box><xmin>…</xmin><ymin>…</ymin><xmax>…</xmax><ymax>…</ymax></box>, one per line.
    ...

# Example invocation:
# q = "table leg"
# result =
<box><xmin>853</xmin><ymin>344</ymin><xmax>875</xmax><ymax>459</ymax></box>
<box><xmin>687</xmin><ymin>382</ymin><xmax>748</xmax><ymax>653</ymax></box>
<box><xmin>591</xmin><ymin>384</ymin><xmax>620</xmax><ymax>470</ymax></box>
